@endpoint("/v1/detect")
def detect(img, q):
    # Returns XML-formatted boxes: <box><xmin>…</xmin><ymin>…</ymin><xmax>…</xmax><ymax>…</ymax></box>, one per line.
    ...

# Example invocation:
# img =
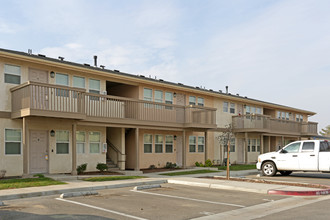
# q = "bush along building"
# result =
<box><xmin>0</xmin><ymin>48</ymin><xmax>318</xmax><ymax>176</ymax></box>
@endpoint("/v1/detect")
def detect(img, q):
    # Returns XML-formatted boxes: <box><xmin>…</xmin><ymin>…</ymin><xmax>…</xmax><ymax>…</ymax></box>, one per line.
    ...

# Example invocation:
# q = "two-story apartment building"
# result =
<box><xmin>0</xmin><ymin>48</ymin><xmax>318</xmax><ymax>177</ymax></box>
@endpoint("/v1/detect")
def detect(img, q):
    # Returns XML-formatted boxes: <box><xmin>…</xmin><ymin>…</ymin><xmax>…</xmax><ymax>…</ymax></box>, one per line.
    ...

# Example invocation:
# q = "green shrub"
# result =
<box><xmin>195</xmin><ymin>162</ymin><xmax>200</xmax><ymax>167</ymax></box>
<box><xmin>149</xmin><ymin>164</ymin><xmax>156</xmax><ymax>169</ymax></box>
<box><xmin>165</xmin><ymin>162</ymin><xmax>177</xmax><ymax>169</ymax></box>
<box><xmin>96</xmin><ymin>163</ymin><xmax>108</xmax><ymax>172</ymax></box>
<box><xmin>77</xmin><ymin>163</ymin><xmax>87</xmax><ymax>174</ymax></box>
<box><xmin>205</xmin><ymin>159</ymin><xmax>213</xmax><ymax>167</ymax></box>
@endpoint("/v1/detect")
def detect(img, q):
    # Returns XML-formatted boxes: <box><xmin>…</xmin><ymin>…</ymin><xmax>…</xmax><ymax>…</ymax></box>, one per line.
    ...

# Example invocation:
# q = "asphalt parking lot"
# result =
<box><xmin>1</xmin><ymin>184</ymin><xmax>287</xmax><ymax>220</ymax></box>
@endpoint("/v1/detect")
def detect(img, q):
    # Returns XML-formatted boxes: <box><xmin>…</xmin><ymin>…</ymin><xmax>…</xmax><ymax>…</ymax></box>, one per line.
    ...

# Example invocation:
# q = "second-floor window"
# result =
<box><xmin>89</xmin><ymin>79</ymin><xmax>100</xmax><ymax>94</ymax></box>
<box><xmin>223</xmin><ymin>102</ymin><xmax>228</xmax><ymax>112</ymax></box>
<box><xmin>277</xmin><ymin>111</ymin><xmax>290</xmax><ymax>120</ymax></box>
<box><xmin>197</xmin><ymin>97</ymin><xmax>204</xmax><ymax>106</ymax></box>
<box><xmin>144</xmin><ymin>88</ymin><xmax>152</xmax><ymax>101</ymax></box>
<box><xmin>155</xmin><ymin>90</ymin><xmax>163</xmax><ymax>103</ymax></box>
<box><xmin>296</xmin><ymin>114</ymin><xmax>303</xmax><ymax>122</ymax></box>
<box><xmin>56</xmin><ymin>73</ymin><xmax>69</xmax><ymax>97</ymax></box>
<box><xmin>73</xmin><ymin>76</ymin><xmax>85</xmax><ymax>89</ymax></box>
<box><xmin>165</xmin><ymin>92</ymin><xmax>173</xmax><ymax>110</ymax></box>
<box><xmin>4</xmin><ymin>64</ymin><xmax>21</xmax><ymax>84</ymax></box>
<box><xmin>230</xmin><ymin>103</ymin><xmax>235</xmax><ymax>114</ymax></box>
<box><xmin>189</xmin><ymin>96</ymin><xmax>196</xmax><ymax>105</ymax></box>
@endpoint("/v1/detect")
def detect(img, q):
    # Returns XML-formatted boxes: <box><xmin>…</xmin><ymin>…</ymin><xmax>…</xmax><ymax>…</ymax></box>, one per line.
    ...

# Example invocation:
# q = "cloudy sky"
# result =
<box><xmin>1</xmin><ymin>0</ymin><xmax>329</xmax><ymax>132</ymax></box>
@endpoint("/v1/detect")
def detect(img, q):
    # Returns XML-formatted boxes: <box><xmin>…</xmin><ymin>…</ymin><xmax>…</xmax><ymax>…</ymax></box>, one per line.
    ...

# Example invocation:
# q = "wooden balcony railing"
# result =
<box><xmin>232</xmin><ymin>114</ymin><xmax>318</xmax><ymax>136</ymax></box>
<box><xmin>10</xmin><ymin>82</ymin><xmax>217</xmax><ymax>128</ymax></box>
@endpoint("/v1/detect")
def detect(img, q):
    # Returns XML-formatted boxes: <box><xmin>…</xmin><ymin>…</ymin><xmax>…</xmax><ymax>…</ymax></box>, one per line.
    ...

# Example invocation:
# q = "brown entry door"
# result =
<box><xmin>30</xmin><ymin>130</ymin><xmax>48</xmax><ymax>173</ymax></box>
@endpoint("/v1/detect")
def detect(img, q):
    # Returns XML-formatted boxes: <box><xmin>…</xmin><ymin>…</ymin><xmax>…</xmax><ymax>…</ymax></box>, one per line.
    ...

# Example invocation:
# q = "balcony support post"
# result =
<box><xmin>244</xmin><ymin>132</ymin><xmax>248</xmax><ymax>164</ymax></box>
<box><xmin>268</xmin><ymin>136</ymin><xmax>271</xmax><ymax>152</ymax></box>
<box><xmin>260</xmin><ymin>134</ymin><xmax>264</xmax><ymax>154</ymax></box>
<box><xmin>281</xmin><ymin>136</ymin><xmax>284</xmax><ymax>148</ymax></box>
<box><xmin>182</xmin><ymin>130</ymin><xmax>186</xmax><ymax>169</ymax></box>
<box><xmin>71</xmin><ymin>122</ymin><xmax>77</xmax><ymax>175</ymax></box>
<box><xmin>23</xmin><ymin>117</ymin><xmax>29</xmax><ymax>175</ymax></box>
<box><xmin>204</xmin><ymin>131</ymin><xmax>208</xmax><ymax>162</ymax></box>
<box><xmin>135</xmin><ymin>128</ymin><xmax>140</xmax><ymax>171</ymax></box>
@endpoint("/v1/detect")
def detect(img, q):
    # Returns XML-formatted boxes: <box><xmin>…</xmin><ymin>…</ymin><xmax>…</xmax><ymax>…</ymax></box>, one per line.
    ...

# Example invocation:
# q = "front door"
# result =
<box><xmin>29</xmin><ymin>130</ymin><xmax>48</xmax><ymax>173</ymax></box>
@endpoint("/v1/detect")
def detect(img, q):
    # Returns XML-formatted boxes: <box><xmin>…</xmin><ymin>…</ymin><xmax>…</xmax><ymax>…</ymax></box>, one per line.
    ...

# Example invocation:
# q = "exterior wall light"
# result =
<box><xmin>50</xmin><ymin>71</ymin><xmax>55</xmax><ymax>78</ymax></box>
<box><xmin>50</xmin><ymin>130</ymin><xmax>55</xmax><ymax>137</ymax></box>
<box><xmin>173</xmin><ymin>92</ymin><xmax>176</xmax><ymax>98</ymax></box>
<box><xmin>174</xmin><ymin>135</ymin><xmax>177</xmax><ymax>140</ymax></box>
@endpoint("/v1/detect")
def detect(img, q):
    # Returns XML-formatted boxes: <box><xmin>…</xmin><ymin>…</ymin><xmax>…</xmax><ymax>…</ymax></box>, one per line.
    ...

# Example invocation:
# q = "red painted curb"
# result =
<box><xmin>268</xmin><ymin>188</ymin><xmax>330</xmax><ymax>196</ymax></box>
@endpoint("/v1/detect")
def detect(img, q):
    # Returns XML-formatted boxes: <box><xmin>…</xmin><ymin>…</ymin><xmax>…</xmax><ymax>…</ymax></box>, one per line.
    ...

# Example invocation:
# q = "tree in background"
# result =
<box><xmin>319</xmin><ymin>125</ymin><xmax>330</xmax><ymax>136</ymax></box>
<box><xmin>216</xmin><ymin>124</ymin><xmax>234</xmax><ymax>180</ymax></box>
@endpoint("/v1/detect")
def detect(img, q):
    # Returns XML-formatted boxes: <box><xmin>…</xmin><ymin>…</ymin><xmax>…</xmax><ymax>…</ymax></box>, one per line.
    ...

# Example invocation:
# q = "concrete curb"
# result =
<box><xmin>268</xmin><ymin>188</ymin><xmax>330</xmax><ymax>196</ymax></box>
<box><xmin>0</xmin><ymin>179</ymin><xmax>167</xmax><ymax>201</ymax></box>
<box><xmin>133</xmin><ymin>184</ymin><xmax>162</xmax><ymax>191</ymax></box>
<box><xmin>60</xmin><ymin>191</ymin><xmax>98</xmax><ymax>198</ymax></box>
<box><xmin>167</xmin><ymin>179</ymin><xmax>265</xmax><ymax>194</ymax></box>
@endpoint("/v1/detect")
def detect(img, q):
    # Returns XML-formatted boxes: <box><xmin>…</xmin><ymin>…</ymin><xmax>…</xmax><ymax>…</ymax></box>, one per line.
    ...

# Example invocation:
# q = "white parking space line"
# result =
<box><xmin>130</xmin><ymin>190</ymin><xmax>245</xmax><ymax>208</ymax></box>
<box><xmin>55</xmin><ymin>198</ymin><xmax>148</xmax><ymax>220</ymax></box>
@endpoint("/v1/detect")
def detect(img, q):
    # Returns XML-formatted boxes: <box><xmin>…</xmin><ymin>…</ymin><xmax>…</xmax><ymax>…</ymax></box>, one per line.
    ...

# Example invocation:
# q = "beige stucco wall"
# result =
<box><xmin>0</xmin><ymin>118</ymin><xmax>23</xmax><ymax>176</ymax></box>
<box><xmin>0</xmin><ymin>117</ymin><xmax>107</xmax><ymax>176</ymax></box>
<box><xmin>139</xmin><ymin>129</ymin><xmax>180</xmax><ymax>169</ymax></box>
<box><xmin>76</xmin><ymin>125</ymin><xmax>106</xmax><ymax>172</ymax></box>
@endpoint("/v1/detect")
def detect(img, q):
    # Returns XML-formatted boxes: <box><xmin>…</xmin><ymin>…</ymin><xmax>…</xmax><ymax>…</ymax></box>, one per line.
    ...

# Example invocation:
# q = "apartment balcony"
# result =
<box><xmin>10</xmin><ymin>82</ymin><xmax>217</xmax><ymax>129</ymax></box>
<box><xmin>232</xmin><ymin>114</ymin><xmax>318</xmax><ymax>136</ymax></box>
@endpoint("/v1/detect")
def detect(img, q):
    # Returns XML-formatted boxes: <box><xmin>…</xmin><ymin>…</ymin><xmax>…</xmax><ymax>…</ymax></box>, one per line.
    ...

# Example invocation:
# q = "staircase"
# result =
<box><xmin>106</xmin><ymin>159</ymin><xmax>119</xmax><ymax>171</ymax></box>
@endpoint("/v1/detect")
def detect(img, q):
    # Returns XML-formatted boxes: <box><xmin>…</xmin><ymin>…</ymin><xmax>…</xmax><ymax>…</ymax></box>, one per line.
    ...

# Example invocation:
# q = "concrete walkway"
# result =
<box><xmin>0</xmin><ymin>169</ymin><xmax>328</xmax><ymax>202</ymax></box>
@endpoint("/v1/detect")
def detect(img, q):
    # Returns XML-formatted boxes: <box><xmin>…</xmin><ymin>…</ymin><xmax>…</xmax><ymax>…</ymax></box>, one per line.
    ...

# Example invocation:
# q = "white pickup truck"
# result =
<box><xmin>257</xmin><ymin>140</ymin><xmax>330</xmax><ymax>176</ymax></box>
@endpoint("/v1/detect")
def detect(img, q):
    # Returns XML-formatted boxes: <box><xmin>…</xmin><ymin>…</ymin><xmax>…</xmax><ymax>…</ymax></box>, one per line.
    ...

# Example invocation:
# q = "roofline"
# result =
<box><xmin>0</xmin><ymin>48</ymin><xmax>316</xmax><ymax>115</ymax></box>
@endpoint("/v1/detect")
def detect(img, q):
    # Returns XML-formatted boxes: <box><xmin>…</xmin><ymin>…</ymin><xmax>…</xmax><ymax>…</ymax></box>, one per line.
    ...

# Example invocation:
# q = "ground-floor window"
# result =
<box><xmin>144</xmin><ymin>134</ymin><xmax>152</xmax><ymax>153</ymax></box>
<box><xmin>5</xmin><ymin>129</ymin><xmax>21</xmax><ymax>155</ymax></box>
<box><xmin>165</xmin><ymin>135</ymin><xmax>173</xmax><ymax>153</ymax></box>
<box><xmin>155</xmin><ymin>135</ymin><xmax>163</xmax><ymax>153</ymax></box>
<box><xmin>89</xmin><ymin>132</ymin><xmax>100</xmax><ymax>153</ymax></box>
<box><xmin>247</xmin><ymin>138</ymin><xmax>260</xmax><ymax>152</ymax></box>
<box><xmin>189</xmin><ymin>136</ymin><xmax>196</xmax><ymax>152</ymax></box>
<box><xmin>56</xmin><ymin>130</ymin><xmax>69</xmax><ymax>154</ymax></box>
<box><xmin>198</xmin><ymin>136</ymin><xmax>205</xmax><ymax>152</ymax></box>
<box><xmin>76</xmin><ymin>131</ymin><xmax>85</xmax><ymax>154</ymax></box>
<box><xmin>230</xmin><ymin>138</ymin><xmax>235</xmax><ymax>152</ymax></box>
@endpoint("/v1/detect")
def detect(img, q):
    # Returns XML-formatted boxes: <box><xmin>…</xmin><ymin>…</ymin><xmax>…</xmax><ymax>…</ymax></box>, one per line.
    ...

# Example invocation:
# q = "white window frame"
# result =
<box><xmin>155</xmin><ymin>134</ymin><xmax>163</xmax><ymax>153</ymax></box>
<box><xmin>76</xmin><ymin>131</ymin><xmax>86</xmax><ymax>154</ymax></box>
<box><xmin>143</xmin><ymin>88</ymin><xmax>153</xmax><ymax>101</ymax></box>
<box><xmin>197</xmin><ymin>97</ymin><xmax>204</xmax><ymax>106</ymax></box>
<box><xmin>230</xmin><ymin>138</ymin><xmax>235</xmax><ymax>152</ymax></box>
<box><xmin>198</xmin><ymin>136</ymin><xmax>205</xmax><ymax>153</ymax></box>
<box><xmin>165</xmin><ymin>135</ymin><xmax>173</xmax><ymax>153</ymax></box>
<box><xmin>144</xmin><ymin>134</ymin><xmax>152</xmax><ymax>153</ymax></box>
<box><xmin>4</xmin><ymin>128</ymin><xmax>22</xmax><ymax>155</ymax></box>
<box><xmin>189</xmin><ymin>136</ymin><xmax>196</xmax><ymax>152</ymax></box>
<box><xmin>73</xmin><ymin>76</ymin><xmax>85</xmax><ymax>89</ymax></box>
<box><xmin>251</xmin><ymin>139</ymin><xmax>256</xmax><ymax>152</ymax></box>
<box><xmin>56</xmin><ymin>130</ymin><xmax>70</xmax><ymax>154</ymax></box>
<box><xmin>189</xmin><ymin>96</ymin><xmax>196</xmax><ymax>105</ymax></box>
<box><xmin>223</xmin><ymin>101</ymin><xmax>229</xmax><ymax>113</ymax></box>
<box><xmin>230</xmin><ymin>103</ymin><xmax>235</xmax><ymax>114</ymax></box>
<box><xmin>89</xmin><ymin>78</ymin><xmax>100</xmax><ymax>94</ymax></box>
<box><xmin>165</xmin><ymin>92</ymin><xmax>173</xmax><ymax>110</ymax></box>
<box><xmin>89</xmin><ymin>131</ymin><xmax>101</xmax><ymax>154</ymax></box>
<box><xmin>4</xmin><ymin>64</ymin><xmax>21</xmax><ymax>84</ymax></box>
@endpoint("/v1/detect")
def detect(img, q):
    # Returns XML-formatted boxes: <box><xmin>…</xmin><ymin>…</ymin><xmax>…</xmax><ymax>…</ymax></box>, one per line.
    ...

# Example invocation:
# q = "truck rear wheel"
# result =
<box><xmin>261</xmin><ymin>161</ymin><xmax>277</xmax><ymax>176</ymax></box>
<box><xmin>279</xmin><ymin>171</ymin><xmax>292</xmax><ymax>176</ymax></box>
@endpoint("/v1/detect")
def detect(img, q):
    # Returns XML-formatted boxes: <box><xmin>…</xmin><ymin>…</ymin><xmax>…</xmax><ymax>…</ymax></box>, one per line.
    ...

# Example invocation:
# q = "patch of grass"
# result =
<box><xmin>217</xmin><ymin>164</ymin><xmax>256</xmax><ymax>171</ymax></box>
<box><xmin>160</xmin><ymin>169</ymin><xmax>219</xmax><ymax>176</ymax></box>
<box><xmin>0</xmin><ymin>176</ymin><xmax>66</xmax><ymax>190</ymax></box>
<box><xmin>83</xmin><ymin>176</ymin><xmax>146</xmax><ymax>182</ymax></box>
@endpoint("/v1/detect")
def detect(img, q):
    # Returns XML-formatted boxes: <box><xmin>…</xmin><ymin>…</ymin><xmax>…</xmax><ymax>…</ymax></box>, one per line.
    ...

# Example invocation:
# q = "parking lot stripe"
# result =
<box><xmin>55</xmin><ymin>198</ymin><xmax>148</xmax><ymax>220</ymax></box>
<box><xmin>130</xmin><ymin>190</ymin><xmax>245</xmax><ymax>208</ymax></box>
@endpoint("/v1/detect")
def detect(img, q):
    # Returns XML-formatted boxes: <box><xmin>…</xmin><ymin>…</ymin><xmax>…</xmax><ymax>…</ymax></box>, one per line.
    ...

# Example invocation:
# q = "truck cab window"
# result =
<box><xmin>320</xmin><ymin>141</ymin><xmax>330</xmax><ymax>152</ymax></box>
<box><xmin>282</xmin><ymin>142</ymin><xmax>300</xmax><ymax>153</ymax></box>
<box><xmin>301</xmin><ymin>142</ymin><xmax>315</xmax><ymax>152</ymax></box>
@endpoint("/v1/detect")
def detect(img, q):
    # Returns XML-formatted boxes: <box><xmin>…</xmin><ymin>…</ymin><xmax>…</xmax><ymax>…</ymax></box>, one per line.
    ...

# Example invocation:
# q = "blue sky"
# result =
<box><xmin>1</xmin><ymin>0</ymin><xmax>329</xmax><ymax>132</ymax></box>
